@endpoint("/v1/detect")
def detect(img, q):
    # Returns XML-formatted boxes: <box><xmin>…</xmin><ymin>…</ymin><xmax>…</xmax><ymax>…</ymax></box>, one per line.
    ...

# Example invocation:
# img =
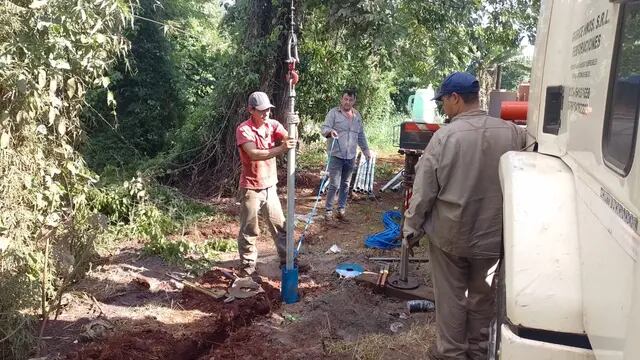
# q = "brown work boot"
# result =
<box><xmin>336</xmin><ymin>208</ymin><xmax>349</xmax><ymax>222</ymax></box>
<box><xmin>280</xmin><ymin>259</ymin><xmax>311</xmax><ymax>273</ymax></box>
<box><xmin>324</xmin><ymin>210</ymin><xmax>334</xmax><ymax>222</ymax></box>
<box><xmin>250</xmin><ymin>273</ymin><xmax>263</xmax><ymax>284</ymax></box>
<box><xmin>237</xmin><ymin>267</ymin><xmax>262</xmax><ymax>284</ymax></box>
<box><xmin>237</xmin><ymin>265</ymin><xmax>255</xmax><ymax>277</ymax></box>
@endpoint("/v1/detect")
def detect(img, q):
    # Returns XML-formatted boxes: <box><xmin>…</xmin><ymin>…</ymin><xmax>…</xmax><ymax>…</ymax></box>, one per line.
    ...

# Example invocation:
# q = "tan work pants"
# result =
<box><xmin>237</xmin><ymin>186</ymin><xmax>287</xmax><ymax>273</ymax></box>
<box><xmin>429</xmin><ymin>242</ymin><xmax>499</xmax><ymax>360</ymax></box>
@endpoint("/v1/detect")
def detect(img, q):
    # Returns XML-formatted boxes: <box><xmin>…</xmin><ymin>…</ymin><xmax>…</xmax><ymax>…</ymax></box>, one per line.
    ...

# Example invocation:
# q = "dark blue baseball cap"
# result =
<box><xmin>432</xmin><ymin>72</ymin><xmax>480</xmax><ymax>101</ymax></box>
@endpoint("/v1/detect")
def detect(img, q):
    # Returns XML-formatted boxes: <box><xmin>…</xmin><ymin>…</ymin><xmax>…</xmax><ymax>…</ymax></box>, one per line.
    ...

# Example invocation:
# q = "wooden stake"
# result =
<box><xmin>165</xmin><ymin>273</ymin><xmax>226</xmax><ymax>299</ymax></box>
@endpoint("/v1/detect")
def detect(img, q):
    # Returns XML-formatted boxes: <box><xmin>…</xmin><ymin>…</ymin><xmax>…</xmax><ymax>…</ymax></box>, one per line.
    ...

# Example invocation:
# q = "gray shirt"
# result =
<box><xmin>403</xmin><ymin>109</ymin><xmax>526</xmax><ymax>258</ymax></box>
<box><xmin>321</xmin><ymin>107</ymin><xmax>369</xmax><ymax>160</ymax></box>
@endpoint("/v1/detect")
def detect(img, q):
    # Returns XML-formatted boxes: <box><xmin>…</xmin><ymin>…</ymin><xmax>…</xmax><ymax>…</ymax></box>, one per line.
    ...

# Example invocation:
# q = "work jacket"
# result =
<box><xmin>403</xmin><ymin>109</ymin><xmax>527</xmax><ymax>258</ymax></box>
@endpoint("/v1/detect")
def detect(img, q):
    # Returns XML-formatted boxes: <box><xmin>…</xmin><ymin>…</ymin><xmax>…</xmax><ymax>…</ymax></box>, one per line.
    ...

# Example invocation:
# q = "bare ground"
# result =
<box><xmin>40</xmin><ymin>153</ymin><xmax>437</xmax><ymax>360</ymax></box>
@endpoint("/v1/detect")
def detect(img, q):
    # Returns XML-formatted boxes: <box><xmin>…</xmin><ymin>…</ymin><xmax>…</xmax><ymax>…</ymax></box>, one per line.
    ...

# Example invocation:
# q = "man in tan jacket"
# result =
<box><xmin>403</xmin><ymin>72</ymin><xmax>526</xmax><ymax>360</ymax></box>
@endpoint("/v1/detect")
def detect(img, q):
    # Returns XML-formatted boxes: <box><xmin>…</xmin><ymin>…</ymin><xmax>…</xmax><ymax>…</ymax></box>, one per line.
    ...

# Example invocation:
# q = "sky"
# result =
<box><xmin>521</xmin><ymin>36</ymin><xmax>535</xmax><ymax>59</ymax></box>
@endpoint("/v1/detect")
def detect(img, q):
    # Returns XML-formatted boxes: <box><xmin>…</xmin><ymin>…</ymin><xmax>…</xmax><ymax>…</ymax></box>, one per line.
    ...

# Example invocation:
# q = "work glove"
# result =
<box><xmin>402</xmin><ymin>232</ymin><xmax>421</xmax><ymax>256</ymax></box>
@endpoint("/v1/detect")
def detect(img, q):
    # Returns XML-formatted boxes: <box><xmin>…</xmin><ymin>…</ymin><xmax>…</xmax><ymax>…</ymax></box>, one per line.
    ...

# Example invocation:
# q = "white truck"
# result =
<box><xmin>490</xmin><ymin>0</ymin><xmax>640</xmax><ymax>359</ymax></box>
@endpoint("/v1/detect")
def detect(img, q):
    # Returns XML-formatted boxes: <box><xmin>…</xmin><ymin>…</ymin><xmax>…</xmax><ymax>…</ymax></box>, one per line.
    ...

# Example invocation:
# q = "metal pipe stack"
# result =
<box><xmin>353</xmin><ymin>151</ymin><xmax>376</xmax><ymax>194</ymax></box>
<box><xmin>353</xmin><ymin>155</ymin><xmax>366</xmax><ymax>193</ymax></box>
<box><xmin>367</xmin><ymin>153</ymin><xmax>376</xmax><ymax>193</ymax></box>
<box><xmin>320</xmin><ymin>151</ymin><xmax>377</xmax><ymax>195</ymax></box>
<box><xmin>381</xmin><ymin>169</ymin><xmax>404</xmax><ymax>192</ymax></box>
<box><xmin>390</xmin><ymin>178</ymin><xmax>403</xmax><ymax>191</ymax></box>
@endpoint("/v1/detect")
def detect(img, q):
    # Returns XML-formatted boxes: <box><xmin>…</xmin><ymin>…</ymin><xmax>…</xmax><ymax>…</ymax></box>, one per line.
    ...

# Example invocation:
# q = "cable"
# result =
<box><xmin>295</xmin><ymin>138</ymin><xmax>336</xmax><ymax>256</ymax></box>
<box><xmin>364</xmin><ymin>210</ymin><xmax>403</xmax><ymax>249</ymax></box>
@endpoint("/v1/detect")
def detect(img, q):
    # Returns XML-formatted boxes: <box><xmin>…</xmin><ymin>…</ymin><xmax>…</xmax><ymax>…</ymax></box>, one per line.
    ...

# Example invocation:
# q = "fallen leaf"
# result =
<box><xmin>0</xmin><ymin>132</ymin><xmax>10</xmax><ymax>149</ymax></box>
<box><xmin>29</xmin><ymin>0</ymin><xmax>48</xmax><ymax>9</ymax></box>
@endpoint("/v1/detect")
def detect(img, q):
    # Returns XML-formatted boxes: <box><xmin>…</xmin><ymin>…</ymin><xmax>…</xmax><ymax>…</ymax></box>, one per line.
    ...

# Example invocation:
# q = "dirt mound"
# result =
<box><xmin>65</xmin><ymin>325</ymin><xmax>222</xmax><ymax>360</ymax></box>
<box><xmin>66</xmin><ymin>270</ymin><xmax>281</xmax><ymax>360</ymax></box>
<box><xmin>174</xmin><ymin>220</ymin><xmax>240</xmax><ymax>245</ymax></box>
<box><xmin>295</xmin><ymin>171</ymin><xmax>323</xmax><ymax>190</ymax></box>
<box><xmin>199</xmin><ymin>325</ymin><xmax>287</xmax><ymax>360</ymax></box>
<box><xmin>181</xmin><ymin>270</ymin><xmax>280</xmax><ymax>317</ymax></box>
<box><xmin>48</xmin><ymin>153</ymin><xmax>434</xmax><ymax>360</ymax></box>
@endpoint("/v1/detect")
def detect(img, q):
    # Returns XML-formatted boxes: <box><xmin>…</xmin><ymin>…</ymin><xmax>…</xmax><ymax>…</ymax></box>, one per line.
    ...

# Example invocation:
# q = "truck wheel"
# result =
<box><xmin>488</xmin><ymin>260</ymin><xmax>506</xmax><ymax>360</ymax></box>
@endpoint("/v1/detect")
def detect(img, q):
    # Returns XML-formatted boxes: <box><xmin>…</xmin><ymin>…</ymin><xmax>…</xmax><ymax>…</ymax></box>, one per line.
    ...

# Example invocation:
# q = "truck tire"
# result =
<box><xmin>488</xmin><ymin>259</ymin><xmax>506</xmax><ymax>360</ymax></box>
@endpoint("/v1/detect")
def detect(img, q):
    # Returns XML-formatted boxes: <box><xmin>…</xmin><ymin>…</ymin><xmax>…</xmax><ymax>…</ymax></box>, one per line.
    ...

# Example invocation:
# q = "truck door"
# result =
<box><xmin>565</xmin><ymin>2</ymin><xmax>640</xmax><ymax>359</ymax></box>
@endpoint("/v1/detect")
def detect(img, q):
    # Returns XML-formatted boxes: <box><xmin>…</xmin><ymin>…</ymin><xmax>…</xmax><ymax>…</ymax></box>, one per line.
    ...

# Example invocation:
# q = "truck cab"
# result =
<box><xmin>494</xmin><ymin>0</ymin><xmax>640</xmax><ymax>359</ymax></box>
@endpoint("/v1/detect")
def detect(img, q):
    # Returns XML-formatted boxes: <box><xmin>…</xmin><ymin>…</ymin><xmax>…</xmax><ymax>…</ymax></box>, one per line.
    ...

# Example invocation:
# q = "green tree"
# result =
<box><xmin>0</xmin><ymin>1</ymin><xmax>133</xmax><ymax>357</ymax></box>
<box><xmin>83</xmin><ymin>0</ymin><xmax>185</xmax><ymax>171</ymax></box>
<box><xmin>501</xmin><ymin>55</ymin><xmax>532</xmax><ymax>91</ymax></box>
<box><xmin>78</xmin><ymin>0</ymin><xmax>540</xmax><ymax>194</ymax></box>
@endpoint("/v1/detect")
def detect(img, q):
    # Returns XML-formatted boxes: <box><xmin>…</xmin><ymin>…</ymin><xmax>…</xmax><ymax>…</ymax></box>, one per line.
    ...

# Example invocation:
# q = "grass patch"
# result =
<box><xmin>326</xmin><ymin>323</ymin><xmax>436</xmax><ymax>360</ymax></box>
<box><xmin>143</xmin><ymin>236</ymin><xmax>237</xmax><ymax>274</ymax></box>
<box><xmin>299</xmin><ymin>141</ymin><xmax>329</xmax><ymax>171</ymax></box>
<box><xmin>366</xmin><ymin>113</ymin><xmax>403</xmax><ymax>154</ymax></box>
<box><xmin>150</xmin><ymin>185</ymin><xmax>217</xmax><ymax>225</ymax></box>
<box><xmin>0</xmin><ymin>313</ymin><xmax>36</xmax><ymax>360</ymax></box>
<box><xmin>91</xmin><ymin>176</ymin><xmax>223</xmax><ymax>262</ymax></box>
<box><xmin>376</xmin><ymin>161</ymin><xmax>400</xmax><ymax>181</ymax></box>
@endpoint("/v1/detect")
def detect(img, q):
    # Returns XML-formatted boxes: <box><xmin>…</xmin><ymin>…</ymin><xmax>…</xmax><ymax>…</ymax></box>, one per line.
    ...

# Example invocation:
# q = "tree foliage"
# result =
<box><xmin>0</xmin><ymin>1</ymin><xmax>541</xmax><ymax>356</ymax></box>
<box><xmin>0</xmin><ymin>1</ymin><xmax>133</xmax><ymax>357</ymax></box>
<box><xmin>79</xmin><ymin>0</ymin><xmax>539</xmax><ymax>194</ymax></box>
<box><xmin>82</xmin><ymin>0</ymin><xmax>180</xmax><ymax>170</ymax></box>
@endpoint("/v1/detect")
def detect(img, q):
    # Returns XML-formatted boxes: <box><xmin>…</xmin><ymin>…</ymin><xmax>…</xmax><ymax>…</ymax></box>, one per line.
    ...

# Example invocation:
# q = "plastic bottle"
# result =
<box><xmin>407</xmin><ymin>299</ymin><xmax>436</xmax><ymax>313</ymax></box>
<box><xmin>406</xmin><ymin>85</ymin><xmax>437</xmax><ymax>123</ymax></box>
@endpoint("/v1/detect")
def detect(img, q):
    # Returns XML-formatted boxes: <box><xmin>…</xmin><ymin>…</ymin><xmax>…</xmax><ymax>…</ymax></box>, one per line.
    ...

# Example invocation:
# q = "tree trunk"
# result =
<box><xmin>477</xmin><ymin>66</ymin><xmax>496</xmax><ymax>111</ymax></box>
<box><xmin>174</xmin><ymin>0</ymin><xmax>294</xmax><ymax>196</ymax></box>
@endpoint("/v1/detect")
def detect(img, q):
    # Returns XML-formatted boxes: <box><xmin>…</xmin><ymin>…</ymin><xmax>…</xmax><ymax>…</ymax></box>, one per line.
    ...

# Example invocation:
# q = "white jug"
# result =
<box><xmin>406</xmin><ymin>85</ymin><xmax>437</xmax><ymax>123</ymax></box>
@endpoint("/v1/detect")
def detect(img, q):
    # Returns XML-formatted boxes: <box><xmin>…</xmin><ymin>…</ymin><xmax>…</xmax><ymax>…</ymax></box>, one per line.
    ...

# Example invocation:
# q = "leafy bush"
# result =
<box><xmin>0</xmin><ymin>0</ymin><xmax>134</xmax><ymax>357</ymax></box>
<box><xmin>91</xmin><ymin>175</ymin><xmax>217</xmax><ymax>247</ymax></box>
<box><xmin>143</xmin><ymin>236</ymin><xmax>237</xmax><ymax>274</ymax></box>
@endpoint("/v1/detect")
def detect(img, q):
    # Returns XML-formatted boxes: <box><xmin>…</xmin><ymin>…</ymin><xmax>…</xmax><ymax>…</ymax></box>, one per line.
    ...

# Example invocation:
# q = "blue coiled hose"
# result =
<box><xmin>364</xmin><ymin>210</ymin><xmax>402</xmax><ymax>249</ymax></box>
